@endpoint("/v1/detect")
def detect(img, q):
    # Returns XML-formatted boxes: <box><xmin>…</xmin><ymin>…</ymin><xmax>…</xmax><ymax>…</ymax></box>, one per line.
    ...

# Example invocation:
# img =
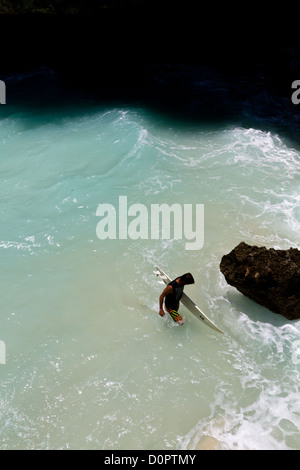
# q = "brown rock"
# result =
<box><xmin>220</xmin><ymin>242</ymin><xmax>300</xmax><ymax>320</ymax></box>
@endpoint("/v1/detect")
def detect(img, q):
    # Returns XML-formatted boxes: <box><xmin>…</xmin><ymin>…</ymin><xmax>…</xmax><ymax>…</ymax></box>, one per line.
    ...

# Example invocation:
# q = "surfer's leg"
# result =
<box><xmin>168</xmin><ymin>309</ymin><xmax>184</xmax><ymax>325</ymax></box>
<box><xmin>166</xmin><ymin>303</ymin><xmax>184</xmax><ymax>325</ymax></box>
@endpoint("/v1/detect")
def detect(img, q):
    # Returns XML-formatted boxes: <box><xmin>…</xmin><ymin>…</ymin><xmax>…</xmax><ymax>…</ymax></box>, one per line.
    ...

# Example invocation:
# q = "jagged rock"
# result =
<box><xmin>0</xmin><ymin>0</ymin><xmax>147</xmax><ymax>14</ymax></box>
<box><xmin>220</xmin><ymin>242</ymin><xmax>300</xmax><ymax>320</ymax></box>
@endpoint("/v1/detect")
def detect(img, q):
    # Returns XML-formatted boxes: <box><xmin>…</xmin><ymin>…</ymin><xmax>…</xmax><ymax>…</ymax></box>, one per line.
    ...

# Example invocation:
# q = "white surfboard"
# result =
<box><xmin>155</xmin><ymin>266</ymin><xmax>224</xmax><ymax>334</ymax></box>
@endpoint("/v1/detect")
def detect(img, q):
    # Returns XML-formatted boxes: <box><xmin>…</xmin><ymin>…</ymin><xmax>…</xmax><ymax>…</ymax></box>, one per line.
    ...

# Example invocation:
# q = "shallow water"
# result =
<box><xmin>1</xmin><ymin>79</ymin><xmax>300</xmax><ymax>449</ymax></box>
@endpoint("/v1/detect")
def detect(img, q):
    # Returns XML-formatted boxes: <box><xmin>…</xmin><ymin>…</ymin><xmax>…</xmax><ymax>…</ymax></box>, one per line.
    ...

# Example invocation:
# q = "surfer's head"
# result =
<box><xmin>179</xmin><ymin>273</ymin><xmax>195</xmax><ymax>285</ymax></box>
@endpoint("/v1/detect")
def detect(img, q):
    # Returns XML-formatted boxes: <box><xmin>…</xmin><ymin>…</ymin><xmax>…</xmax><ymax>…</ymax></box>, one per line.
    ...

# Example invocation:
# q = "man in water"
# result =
<box><xmin>159</xmin><ymin>273</ymin><xmax>195</xmax><ymax>325</ymax></box>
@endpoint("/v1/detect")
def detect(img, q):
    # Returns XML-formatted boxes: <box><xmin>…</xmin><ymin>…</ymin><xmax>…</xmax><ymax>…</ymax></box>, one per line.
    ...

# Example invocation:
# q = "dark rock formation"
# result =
<box><xmin>220</xmin><ymin>242</ymin><xmax>300</xmax><ymax>320</ymax></box>
<box><xmin>0</xmin><ymin>0</ymin><xmax>149</xmax><ymax>14</ymax></box>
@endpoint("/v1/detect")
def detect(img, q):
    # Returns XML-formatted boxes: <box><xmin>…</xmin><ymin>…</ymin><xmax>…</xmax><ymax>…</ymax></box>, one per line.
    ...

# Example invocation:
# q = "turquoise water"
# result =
<box><xmin>1</xmin><ymin>84</ymin><xmax>300</xmax><ymax>449</ymax></box>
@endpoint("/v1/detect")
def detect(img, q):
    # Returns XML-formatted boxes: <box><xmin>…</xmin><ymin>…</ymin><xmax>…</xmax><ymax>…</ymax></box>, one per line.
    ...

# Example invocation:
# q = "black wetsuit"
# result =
<box><xmin>165</xmin><ymin>278</ymin><xmax>184</xmax><ymax>310</ymax></box>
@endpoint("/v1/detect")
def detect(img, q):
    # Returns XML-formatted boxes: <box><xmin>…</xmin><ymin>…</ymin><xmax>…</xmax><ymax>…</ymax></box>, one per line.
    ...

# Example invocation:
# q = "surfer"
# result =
<box><xmin>159</xmin><ymin>273</ymin><xmax>195</xmax><ymax>324</ymax></box>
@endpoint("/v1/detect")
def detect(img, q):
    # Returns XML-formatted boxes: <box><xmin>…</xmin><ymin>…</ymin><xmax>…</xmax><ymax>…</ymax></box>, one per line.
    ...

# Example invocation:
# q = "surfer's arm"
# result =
<box><xmin>159</xmin><ymin>285</ymin><xmax>173</xmax><ymax>316</ymax></box>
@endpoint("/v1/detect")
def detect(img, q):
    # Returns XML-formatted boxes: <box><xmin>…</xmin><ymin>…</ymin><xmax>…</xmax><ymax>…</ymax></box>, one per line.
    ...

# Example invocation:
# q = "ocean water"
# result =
<box><xmin>1</xmin><ymin>73</ymin><xmax>300</xmax><ymax>450</ymax></box>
